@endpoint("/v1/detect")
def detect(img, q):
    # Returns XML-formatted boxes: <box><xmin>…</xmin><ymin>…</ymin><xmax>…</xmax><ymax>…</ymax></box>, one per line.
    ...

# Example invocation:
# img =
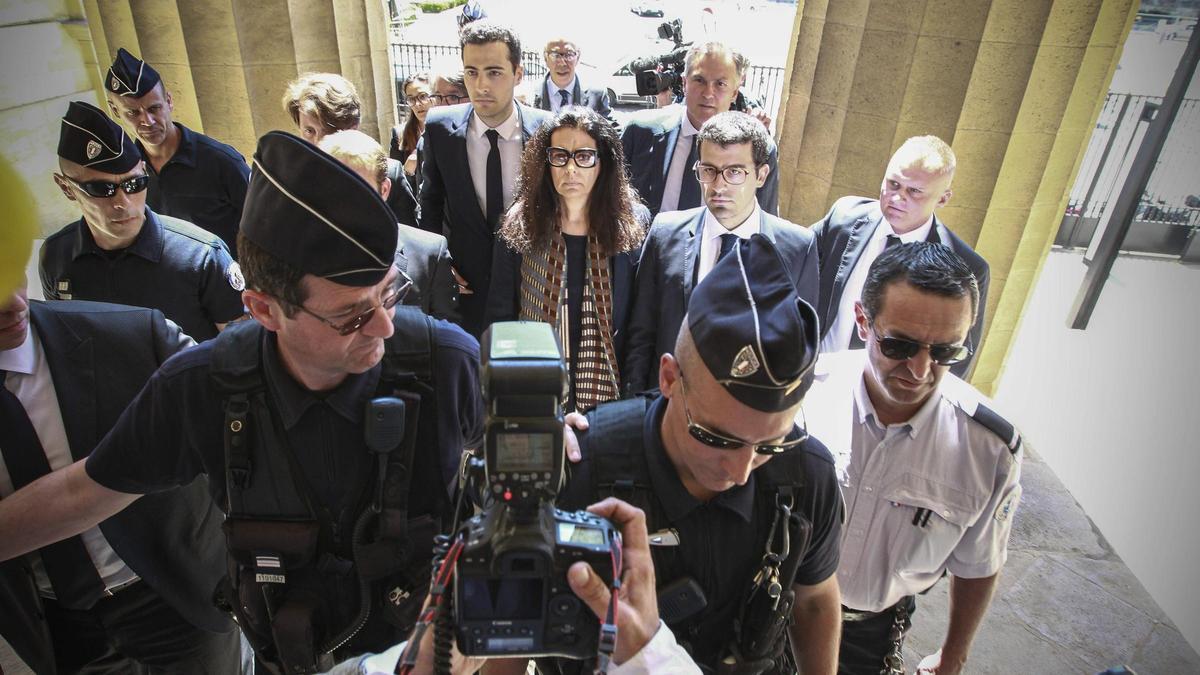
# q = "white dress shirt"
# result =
<box><xmin>466</xmin><ymin>105</ymin><xmax>523</xmax><ymax>219</ymax></box>
<box><xmin>696</xmin><ymin>202</ymin><xmax>763</xmax><ymax>283</ymax></box>
<box><xmin>820</xmin><ymin>214</ymin><xmax>935</xmax><ymax>355</ymax></box>
<box><xmin>658</xmin><ymin>107</ymin><xmax>700</xmax><ymax>214</ymax></box>
<box><xmin>0</xmin><ymin>325</ymin><xmax>137</xmax><ymax>598</ymax></box>
<box><xmin>548</xmin><ymin>75</ymin><xmax>578</xmax><ymax>113</ymax></box>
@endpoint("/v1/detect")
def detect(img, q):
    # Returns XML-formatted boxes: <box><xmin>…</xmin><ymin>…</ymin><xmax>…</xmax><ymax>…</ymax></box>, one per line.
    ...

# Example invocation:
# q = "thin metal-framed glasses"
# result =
<box><xmin>298</xmin><ymin>270</ymin><xmax>413</xmax><ymax>336</ymax></box>
<box><xmin>693</xmin><ymin>163</ymin><xmax>753</xmax><ymax>185</ymax></box>
<box><xmin>546</xmin><ymin>50</ymin><xmax>579</xmax><ymax>62</ymax></box>
<box><xmin>546</xmin><ymin>146</ymin><xmax>598</xmax><ymax>168</ymax></box>
<box><xmin>867</xmin><ymin>323</ymin><xmax>972</xmax><ymax>366</ymax></box>
<box><xmin>677</xmin><ymin>374</ymin><xmax>808</xmax><ymax>455</ymax></box>
<box><xmin>58</xmin><ymin>173</ymin><xmax>150</xmax><ymax>199</ymax></box>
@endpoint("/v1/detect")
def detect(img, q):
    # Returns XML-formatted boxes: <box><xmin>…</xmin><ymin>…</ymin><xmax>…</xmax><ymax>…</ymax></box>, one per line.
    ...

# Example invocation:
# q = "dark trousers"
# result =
<box><xmin>42</xmin><ymin>580</ymin><xmax>242</xmax><ymax>674</ymax></box>
<box><xmin>837</xmin><ymin>596</ymin><xmax>916</xmax><ymax>675</ymax></box>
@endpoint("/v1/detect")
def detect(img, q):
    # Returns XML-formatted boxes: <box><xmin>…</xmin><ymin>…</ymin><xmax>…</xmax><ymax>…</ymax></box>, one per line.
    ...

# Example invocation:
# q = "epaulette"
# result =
<box><xmin>968</xmin><ymin>403</ymin><xmax>1022</xmax><ymax>456</ymax></box>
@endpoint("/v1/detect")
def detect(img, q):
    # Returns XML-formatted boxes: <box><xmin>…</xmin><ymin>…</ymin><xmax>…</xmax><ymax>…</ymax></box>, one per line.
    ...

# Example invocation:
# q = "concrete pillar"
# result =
<box><xmin>289</xmin><ymin>0</ymin><xmax>340</xmax><ymax>75</ymax></box>
<box><xmin>777</xmin><ymin>0</ymin><xmax>1136</xmax><ymax>392</ymax></box>
<box><xmin>333</xmin><ymin>0</ymin><xmax>379</xmax><ymax>139</ymax></box>
<box><xmin>176</xmin><ymin>0</ymin><xmax>256</xmax><ymax>156</ymax></box>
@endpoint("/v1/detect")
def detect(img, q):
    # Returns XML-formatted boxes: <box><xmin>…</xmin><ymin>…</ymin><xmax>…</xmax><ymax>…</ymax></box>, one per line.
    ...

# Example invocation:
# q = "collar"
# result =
<box><xmin>261</xmin><ymin>330</ymin><xmax>382</xmax><ymax>429</ymax></box>
<box><xmin>71</xmin><ymin>208</ymin><xmax>164</xmax><ymax>263</ymax></box>
<box><xmin>852</xmin><ymin>366</ymin><xmax>943</xmax><ymax>438</ymax></box>
<box><xmin>878</xmin><ymin>212</ymin><xmax>934</xmax><ymax>243</ymax></box>
<box><xmin>0</xmin><ymin>323</ymin><xmax>36</xmax><ymax>376</ymax></box>
<box><xmin>469</xmin><ymin>105</ymin><xmax>521</xmax><ymax>140</ymax></box>
<box><xmin>645</xmin><ymin>395</ymin><xmax>757</xmax><ymax>524</ymax></box>
<box><xmin>550</xmin><ymin>75</ymin><xmax>578</xmax><ymax>96</ymax></box>
<box><xmin>701</xmin><ymin>201</ymin><xmax>762</xmax><ymax>241</ymax></box>
<box><xmin>680</xmin><ymin>109</ymin><xmax>700</xmax><ymax>138</ymax></box>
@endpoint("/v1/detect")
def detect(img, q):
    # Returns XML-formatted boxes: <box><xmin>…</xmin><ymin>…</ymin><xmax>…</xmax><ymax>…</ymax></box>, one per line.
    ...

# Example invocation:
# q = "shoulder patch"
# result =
<box><xmin>225</xmin><ymin>261</ymin><xmax>245</xmax><ymax>291</ymax></box>
<box><xmin>969</xmin><ymin>403</ymin><xmax>1022</xmax><ymax>455</ymax></box>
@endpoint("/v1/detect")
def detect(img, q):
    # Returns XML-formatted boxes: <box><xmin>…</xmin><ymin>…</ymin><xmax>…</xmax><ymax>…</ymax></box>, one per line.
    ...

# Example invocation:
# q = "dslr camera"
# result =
<box><xmin>454</xmin><ymin>322</ymin><xmax>617</xmax><ymax>659</ymax></box>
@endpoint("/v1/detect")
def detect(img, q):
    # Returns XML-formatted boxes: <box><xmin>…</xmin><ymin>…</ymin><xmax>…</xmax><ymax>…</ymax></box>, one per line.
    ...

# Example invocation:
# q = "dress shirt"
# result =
<box><xmin>0</xmin><ymin>326</ymin><xmax>138</xmax><ymax>598</ymax></box>
<box><xmin>467</xmin><ymin>106</ymin><xmax>523</xmax><ymax>221</ymax></box>
<box><xmin>820</xmin><ymin>214</ymin><xmax>935</xmax><ymax>355</ymax></box>
<box><xmin>696</xmin><ymin>202</ymin><xmax>763</xmax><ymax>283</ymax></box>
<box><xmin>658</xmin><ymin>107</ymin><xmax>700</xmax><ymax>214</ymax></box>
<box><xmin>548</xmin><ymin>75</ymin><xmax>578</xmax><ymax>113</ymax></box>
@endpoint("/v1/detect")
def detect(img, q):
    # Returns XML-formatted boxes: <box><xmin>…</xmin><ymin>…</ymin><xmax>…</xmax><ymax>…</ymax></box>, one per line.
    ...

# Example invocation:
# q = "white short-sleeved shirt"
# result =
<box><xmin>803</xmin><ymin>350</ymin><xmax>1023</xmax><ymax>612</ymax></box>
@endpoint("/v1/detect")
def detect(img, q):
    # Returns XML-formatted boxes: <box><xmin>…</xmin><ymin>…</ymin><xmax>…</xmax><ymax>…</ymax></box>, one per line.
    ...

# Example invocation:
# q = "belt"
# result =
<box><xmin>840</xmin><ymin>596</ymin><xmax>911</xmax><ymax>622</ymax></box>
<box><xmin>102</xmin><ymin>576</ymin><xmax>141</xmax><ymax>597</ymax></box>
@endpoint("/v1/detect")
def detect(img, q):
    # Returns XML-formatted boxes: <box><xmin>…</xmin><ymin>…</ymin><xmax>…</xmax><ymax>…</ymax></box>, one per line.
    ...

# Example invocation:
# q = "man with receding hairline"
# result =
<box><xmin>534</xmin><ymin>37</ymin><xmax>613</xmax><ymax>121</ymax></box>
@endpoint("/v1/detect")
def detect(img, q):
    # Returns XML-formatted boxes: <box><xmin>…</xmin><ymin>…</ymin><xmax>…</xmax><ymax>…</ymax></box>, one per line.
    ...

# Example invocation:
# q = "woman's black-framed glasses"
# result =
<box><xmin>405</xmin><ymin>92</ymin><xmax>432</xmax><ymax>106</ymax></box>
<box><xmin>677</xmin><ymin>374</ymin><xmax>808</xmax><ymax>455</ymax></box>
<box><xmin>59</xmin><ymin>173</ymin><xmax>150</xmax><ymax>199</ymax></box>
<box><xmin>868</xmin><ymin>324</ymin><xmax>972</xmax><ymax>366</ymax></box>
<box><xmin>693</xmin><ymin>163</ymin><xmax>752</xmax><ymax>185</ymax></box>
<box><xmin>431</xmin><ymin>93</ymin><xmax>464</xmax><ymax>105</ymax></box>
<box><xmin>298</xmin><ymin>270</ymin><xmax>413</xmax><ymax>336</ymax></box>
<box><xmin>546</xmin><ymin>146</ymin><xmax>598</xmax><ymax>168</ymax></box>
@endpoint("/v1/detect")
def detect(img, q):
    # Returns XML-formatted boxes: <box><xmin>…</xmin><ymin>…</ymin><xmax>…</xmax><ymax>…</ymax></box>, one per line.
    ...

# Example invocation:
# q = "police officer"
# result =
<box><xmin>104</xmin><ymin>48</ymin><xmax>250</xmax><ymax>256</ymax></box>
<box><xmin>804</xmin><ymin>242</ymin><xmax>1023</xmax><ymax>675</ymax></box>
<box><xmin>1</xmin><ymin>131</ymin><xmax>485</xmax><ymax>673</ymax></box>
<box><xmin>537</xmin><ymin>235</ymin><xmax>844</xmax><ymax>674</ymax></box>
<box><xmin>41</xmin><ymin>101</ymin><xmax>244</xmax><ymax>342</ymax></box>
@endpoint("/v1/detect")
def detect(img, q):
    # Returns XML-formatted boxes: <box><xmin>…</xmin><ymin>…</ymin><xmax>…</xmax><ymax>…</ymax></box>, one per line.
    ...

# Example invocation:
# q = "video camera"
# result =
<box><xmin>628</xmin><ymin>18</ymin><xmax>692</xmax><ymax>97</ymax></box>
<box><xmin>453</xmin><ymin>322</ymin><xmax>618</xmax><ymax>659</ymax></box>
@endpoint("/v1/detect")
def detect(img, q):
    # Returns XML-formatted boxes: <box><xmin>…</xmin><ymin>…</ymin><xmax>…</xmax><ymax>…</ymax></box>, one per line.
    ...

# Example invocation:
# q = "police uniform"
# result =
<box><xmin>107</xmin><ymin>48</ymin><xmax>250</xmax><ymax>256</ymax></box>
<box><xmin>39</xmin><ymin>101</ymin><xmax>243</xmax><ymax>342</ymax></box>
<box><xmin>554</xmin><ymin>235</ymin><xmax>843</xmax><ymax>673</ymax></box>
<box><xmin>805</xmin><ymin>349</ymin><xmax>1023</xmax><ymax>675</ymax></box>
<box><xmin>81</xmin><ymin>132</ymin><xmax>485</xmax><ymax>672</ymax></box>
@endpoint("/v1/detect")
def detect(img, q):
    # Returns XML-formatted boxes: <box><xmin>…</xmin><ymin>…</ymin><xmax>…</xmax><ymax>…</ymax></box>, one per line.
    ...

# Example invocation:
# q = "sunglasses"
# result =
<box><xmin>298</xmin><ymin>270</ymin><xmax>413</xmax><ymax>336</ymax></box>
<box><xmin>60</xmin><ymin>173</ymin><xmax>150</xmax><ymax>199</ymax></box>
<box><xmin>546</xmin><ymin>146</ymin><xmax>598</xmax><ymax>168</ymax></box>
<box><xmin>868</xmin><ymin>324</ymin><xmax>972</xmax><ymax>366</ymax></box>
<box><xmin>677</xmin><ymin>375</ymin><xmax>808</xmax><ymax>455</ymax></box>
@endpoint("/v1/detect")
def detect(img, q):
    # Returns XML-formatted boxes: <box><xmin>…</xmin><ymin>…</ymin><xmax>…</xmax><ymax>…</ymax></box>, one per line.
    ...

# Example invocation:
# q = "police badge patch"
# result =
<box><xmin>730</xmin><ymin>345</ymin><xmax>760</xmax><ymax>378</ymax></box>
<box><xmin>226</xmin><ymin>262</ymin><xmax>245</xmax><ymax>292</ymax></box>
<box><xmin>86</xmin><ymin>140</ymin><xmax>102</xmax><ymax>160</ymax></box>
<box><xmin>994</xmin><ymin>487</ymin><xmax>1021</xmax><ymax>523</ymax></box>
<box><xmin>110</xmin><ymin>76</ymin><xmax>120</xmax><ymax>92</ymax></box>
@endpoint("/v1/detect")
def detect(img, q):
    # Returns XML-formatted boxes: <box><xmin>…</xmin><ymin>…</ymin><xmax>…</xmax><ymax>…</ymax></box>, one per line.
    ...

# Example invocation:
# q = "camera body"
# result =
<box><xmin>454</xmin><ymin>322</ymin><xmax>617</xmax><ymax>659</ymax></box>
<box><xmin>630</xmin><ymin>19</ymin><xmax>690</xmax><ymax>97</ymax></box>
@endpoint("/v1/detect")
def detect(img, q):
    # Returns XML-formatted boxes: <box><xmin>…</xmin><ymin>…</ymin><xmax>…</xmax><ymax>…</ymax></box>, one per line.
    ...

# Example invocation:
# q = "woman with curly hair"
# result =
<box><xmin>486</xmin><ymin>107</ymin><xmax>648</xmax><ymax>412</ymax></box>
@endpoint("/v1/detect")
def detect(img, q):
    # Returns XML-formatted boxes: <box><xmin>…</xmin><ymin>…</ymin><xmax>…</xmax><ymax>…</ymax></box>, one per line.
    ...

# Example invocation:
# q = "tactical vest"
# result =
<box><xmin>209</xmin><ymin>311</ymin><xmax>446</xmax><ymax>673</ymax></box>
<box><xmin>551</xmin><ymin>396</ymin><xmax>813</xmax><ymax>675</ymax></box>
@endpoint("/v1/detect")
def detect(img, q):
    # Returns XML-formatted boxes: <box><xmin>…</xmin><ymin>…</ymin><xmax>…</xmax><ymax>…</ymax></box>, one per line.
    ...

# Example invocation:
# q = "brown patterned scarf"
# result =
<box><xmin>518</xmin><ymin>231</ymin><xmax>620</xmax><ymax>412</ymax></box>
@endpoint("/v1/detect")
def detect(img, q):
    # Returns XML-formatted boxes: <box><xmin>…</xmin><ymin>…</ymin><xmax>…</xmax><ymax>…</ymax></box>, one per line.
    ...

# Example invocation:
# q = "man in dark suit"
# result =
<box><xmin>623</xmin><ymin>112</ymin><xmax>818</xmax><ymax>395</ymax></box>
<box><xmin>420</xmin><ymin>21</ymin><xmax>552</xmax><ymax>337</ymax></box>
<box><xmin>812</xmin><ymin>135</ymin><xmax>989</xmax><ymax>378</ymax></box>
<box><xmin>532</xmin><ymin>37</ymin><xmax>614</xmax><ymax>121</ymax></box>
<box><xmin>621</xmin><ymin>42</ymin><xmax>779</xmax><ymax>218</ymax></box>
<box><xmin>0</xmin><ymin>285</ymin><xmax>238</xmax><ymax>673</ymax></box>
<box><xmin>319</xmin><ymin>130</ymin><xmax>459</xmax><ymax>322</ymax></box>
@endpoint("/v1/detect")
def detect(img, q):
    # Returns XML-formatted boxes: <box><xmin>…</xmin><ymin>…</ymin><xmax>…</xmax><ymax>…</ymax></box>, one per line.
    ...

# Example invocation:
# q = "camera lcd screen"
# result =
<box><xmin>460</xmin><ymin>577</ymin><xmax>543</xmax><ymax>620</ymax></box>
<box><xmin>557</xmin><ymin>523</ymin><xmax>605</xmax><ymax>547</ymax></box>
<box><xmin>495</xmin><ymin>433</ymin><xmax>555</xmax><ymax>473</ymax></box>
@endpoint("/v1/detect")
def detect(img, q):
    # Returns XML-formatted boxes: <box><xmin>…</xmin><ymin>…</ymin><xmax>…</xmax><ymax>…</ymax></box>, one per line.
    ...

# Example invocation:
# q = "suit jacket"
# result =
<box><xmin>811</xmin><ymin>196</ymin><xmax>991</xmax><ymax>378</ymax></box>
<box><xmin>620</xmin><ymin>106</ymin><xmax>780</xmax><ymax>218</ymax></box>
<box><xmin>533</xmin><ymin>75</ymin><xmax>614</xmax><ymax>122</ymax></box>
<box><xmin>622</xmin><ymin>207</ymin><xmax>820</xmax><ymax>395</ymax></box>
<box><xmin>1</xmin><ymin>301</ymin><xmax>231</xmax><ymax>674</ymax></box>
<box><xmin>397</xmin><ymin>223</ymin><xmax>459</xmax><ymax>322</ymax></box>
<box><xmin>386</xmin><ymin>157</ymin><xmax>420</xmax><ymax>228</ymax></box>
<box><xmin>419</xmin><ymin>102</ymin><xmax>552</xmax><ymax>336</ymax></box>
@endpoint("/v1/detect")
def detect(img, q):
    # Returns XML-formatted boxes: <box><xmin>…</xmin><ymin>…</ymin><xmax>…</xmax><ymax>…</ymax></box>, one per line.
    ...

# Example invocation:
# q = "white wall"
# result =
<box><xmin>996</xmin><ymin>249</ymin><xmax>1200</xmax><ymax>653</ymax></box>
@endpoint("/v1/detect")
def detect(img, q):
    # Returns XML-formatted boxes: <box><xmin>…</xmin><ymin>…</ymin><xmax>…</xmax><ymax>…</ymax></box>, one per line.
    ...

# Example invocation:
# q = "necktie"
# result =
<box><xmin>848</xmin><ymin>235</ymin><xmax>904</xmax><ymax>349</ymax></box>
<box><xmin>485</xmin><ymin>129</ymin><xmax>503</xmax><ymax>231</ymax></box>
<box><xmin>717</xmin><ymin>233</ymin><xmax>739</xmax><ymax>263</ymax></box>
<box><xmin>558</xmin><ymin>89</ymin><xmax>570</xmax><ymax>108</ymax></box>
<box><xmin>0</xmin><ymin>370</ymin><xmax>107</xmax><ymax>609</ymax></box>
<box><xmin>676</xmin><ymin>136</ymin><xmax>702</xmax><ymax>210</ymax></box>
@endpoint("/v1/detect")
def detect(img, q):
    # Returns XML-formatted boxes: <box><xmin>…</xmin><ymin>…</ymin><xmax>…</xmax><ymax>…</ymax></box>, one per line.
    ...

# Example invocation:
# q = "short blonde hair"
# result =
<box><xmin>282</xmin><ymin>72</ymin><xmax>361</xmax><ymax>131</ymax></box>
<box><xmin>319</xmin><ymin>130</ymin><xmax>387</xmax><ymax>189</ymax></box>
<box><xmin>891</xmin><ymin>135</ymin><xmax>956</xmax><ymax>178</ymax></box>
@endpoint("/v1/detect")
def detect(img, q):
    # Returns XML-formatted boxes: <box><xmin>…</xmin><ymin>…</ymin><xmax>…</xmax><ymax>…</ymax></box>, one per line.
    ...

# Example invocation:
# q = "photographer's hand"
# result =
<box><xmin>567</xmin><ymin>498</ymin><xmax>658</xmax><ymax>666</ymax></box>
<box><xmin>564</xmin><ymin>412</ymin><xmax>589</xmax><ymax>463</ymax></box>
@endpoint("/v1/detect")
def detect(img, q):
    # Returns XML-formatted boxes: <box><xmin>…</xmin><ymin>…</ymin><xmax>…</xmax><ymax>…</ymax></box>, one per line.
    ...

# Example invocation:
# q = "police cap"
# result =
<box><xmin>106</xmin><ymin>47</ymin><xmax>161</xmax><ymax>98</ymax></box>
<box><xmin>57</xmin><ymin>101</ymin><xmax>140</xmax><ymax>175</ymax></box>
<box><xmin>240</xmin><ymin>131</ymin><xmax>396</xmax><ymax>287</ymax></box>
<box><xmin>686</xmin><ymin>234</ymin><xmax>819</xmax><ymax>412</ymax></box>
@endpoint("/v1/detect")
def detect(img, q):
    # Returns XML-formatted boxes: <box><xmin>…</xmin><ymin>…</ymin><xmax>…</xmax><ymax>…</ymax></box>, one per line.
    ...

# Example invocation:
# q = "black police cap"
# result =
<box><xmin>241</xmin><ymin>131</ymin><xmax>397</xmax><ymax>287</ymax></box>
<box><xmin>686</xmin><ymin>234</ymin><xmax>820</xmax><ymax>413</ymax></box>
<box><xmin>106</xmin><ymin>47</ymin><xmax>161</xmax><ymax>98</ymax></box>
<box><xmin>57</xmin><ymin>101</ymin><xmax>140</xmax><ymax>175</ymax></box>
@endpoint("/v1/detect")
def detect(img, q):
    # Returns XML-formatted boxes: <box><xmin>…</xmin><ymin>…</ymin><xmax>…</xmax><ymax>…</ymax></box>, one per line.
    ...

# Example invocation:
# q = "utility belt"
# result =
<box><xmin>841</xmin><ymin>595</ymin><xmax>915</xmax><ymax>622</ymax></box>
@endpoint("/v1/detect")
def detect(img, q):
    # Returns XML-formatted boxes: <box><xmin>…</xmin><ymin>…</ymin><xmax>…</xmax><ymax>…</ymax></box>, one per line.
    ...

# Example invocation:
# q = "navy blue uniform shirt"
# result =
<box><xmin>39</xmin><ymin>209</ymin><xmax>244</xmax><ymax>342</ymax></box>
<box><xmin>558</xmin><ymin>395</ymin><xmax>843</xmax><ymax>668</ymax></box>
<box><xmin>141</xmin><ymin>123</ymin><xmax>250</xmax><ymax>256</ymax></box>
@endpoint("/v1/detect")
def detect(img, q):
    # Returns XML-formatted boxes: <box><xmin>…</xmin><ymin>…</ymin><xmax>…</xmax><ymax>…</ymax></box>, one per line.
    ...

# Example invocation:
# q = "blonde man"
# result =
<box><xmin>319</xmin><ymin>130</ymin><xmax>459</xmax><ymax>322</ymax></box>
<box><xmin>811</xmin><ymin>135</ymin><xmax>990</xmax><ymax>378</ymax></box>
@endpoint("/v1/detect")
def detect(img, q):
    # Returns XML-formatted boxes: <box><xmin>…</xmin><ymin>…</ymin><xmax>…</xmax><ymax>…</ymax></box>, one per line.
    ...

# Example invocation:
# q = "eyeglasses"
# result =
<box><xmin>546</xmin><ymin>50</ymin><xmax>579</xmax><ymax>61</ymax></box>
<box><xmin>546</xmin><ymin>146</ymin><xmax>598</xmax><ymax>168</ymax></box>
<box><xmin>405</xmin><ymin>93</ymin><xmax>432</xmax><ymax>106</ymax></box>
<box><xmin>431</xmin><ymin>93</ymin><xmax>465</xmax><ymax>105</ymax></box>
<box><xmin>298</xmin><ymin>270</ymin><xmax>413</xmax><ymax>336</ymax></box>
<box><xmin>677</xmin><ymin>375</ymin><xmax>808</xmax><ymax>455</ymax></box>
<box><xmin>693</xmin><ymin>163</ymin><xmax>755</xmax><ymax>186</ymax></box>
<box><xmin>868</xmin><ymin>324</ymin><xmax>972</xmax><ymax>366</ymax></box>
<box><xmin>59</xmin><ymin>173</ymin><xmax>150</xmax><ymax>199</ymax></box>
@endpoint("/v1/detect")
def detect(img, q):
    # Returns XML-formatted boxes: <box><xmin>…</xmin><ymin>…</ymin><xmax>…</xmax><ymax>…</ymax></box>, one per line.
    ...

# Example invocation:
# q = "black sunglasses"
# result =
<box><xmin>677</xmin><ymin>375</ymin><xmax>808</xmax><ymax>455</ymax></box>
<box><xmin>298</xmin><ymin>270</ymin><xmax>413</xmax><ymax>336</ymax></box>
<box><xmin>61</xmin><ymin>173</ymin><xmax>150</xmax><ymax>199</ymax></box>
<box><xmin>868</xmin><ymin>324</ymin><xmax>972</xmax><ymax>366</ymax></box>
